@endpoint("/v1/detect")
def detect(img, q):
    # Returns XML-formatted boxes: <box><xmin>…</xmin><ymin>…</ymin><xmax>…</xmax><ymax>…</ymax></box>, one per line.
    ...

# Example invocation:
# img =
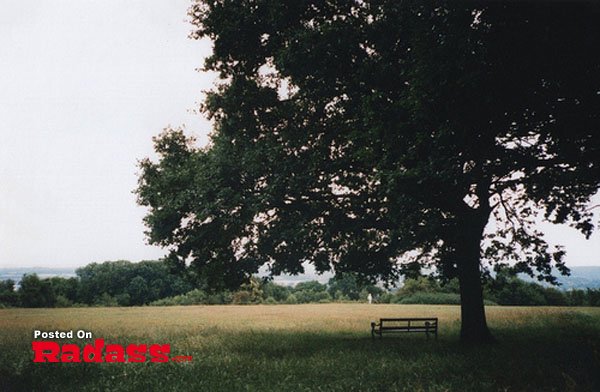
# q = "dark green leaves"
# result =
<box><xmin>137</xmin><ymin>1</ymin><xmax>600</xmax><ymax>289</ymax></box>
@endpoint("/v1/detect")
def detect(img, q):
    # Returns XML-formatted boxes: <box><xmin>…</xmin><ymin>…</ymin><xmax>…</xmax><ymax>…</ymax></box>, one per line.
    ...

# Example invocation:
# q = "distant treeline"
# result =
<box><xmin>1</xmin><ymin>260</ymin><xmax>600</xmax><ymax>308</ymax></box>
<box><xmin>0</xmin><ymin>260</ymin><xmax>192</xmax><ymax>308</ymax></box>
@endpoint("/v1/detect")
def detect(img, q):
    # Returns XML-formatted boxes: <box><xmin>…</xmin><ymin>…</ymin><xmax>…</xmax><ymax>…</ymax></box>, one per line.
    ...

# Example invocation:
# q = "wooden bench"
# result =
<box><xmin>371</xmin><ymin>318</ymin><xmax>438</xmax><ymax>339</ymax></box>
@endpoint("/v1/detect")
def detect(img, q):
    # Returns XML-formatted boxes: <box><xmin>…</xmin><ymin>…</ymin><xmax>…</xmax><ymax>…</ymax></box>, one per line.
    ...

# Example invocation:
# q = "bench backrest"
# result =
<box><xmin>379</xmin><ymin>318</ymin><xmax>438</xmax><ymax>329</ymax></box>
<box><xmin>380</xmin><ymin>318</ymin><xmax>437</xmax><ymax>323</ymax></box>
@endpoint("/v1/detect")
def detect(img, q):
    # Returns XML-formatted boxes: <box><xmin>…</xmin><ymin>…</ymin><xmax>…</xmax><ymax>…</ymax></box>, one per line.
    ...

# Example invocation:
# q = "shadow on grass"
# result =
<box><xmin>2</xmin><ymin>315</ymin><xmax>599</xmax><ymax>392</ymax></box>
<box><xmin>218</xmin><ymin>320</ymin><xmax>600</xmax><ymax>391</ymax></box>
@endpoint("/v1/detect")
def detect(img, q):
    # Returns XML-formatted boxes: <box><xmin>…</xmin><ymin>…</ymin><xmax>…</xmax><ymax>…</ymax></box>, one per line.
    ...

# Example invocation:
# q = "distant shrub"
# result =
<box><xmin>262</xmin><ymin>282</ymin><xmax>290</xmax><ymax>302</ymax></box>
<box><xmin>54</xmin><ymin>295</ymin><xmax>73</xmax><ymax>308</ymax></box>
<box><xmin>149</xmin><ymin>297</ymin><xmax>177</xmax><ymax>306</ymax></box>
<box><xmin>588</xmin><ymin>289</ymin><xmax>600</xmax><ymax>306</ymax></box>
<box><xmin>397</xmin><ymin>277</ymin><xmax>443</xmax><ymax>296</ymax></box>
<box><xmin>206</xmin><ymin>292</ymin><xmax>232</xmax><ymax>305</ymax></box>
<box><xmin>378</xmin><ymin>292</ymin><xmax>393</xmax><ymax>304</ymax></box>
<box><xmin>293</xmin><ymin>290</ymin><xmax>312</xmax><ymax>303</ymax></box>
<box><xmin>395</xmin><ymin>292</ymin><xmax>498</xmax><ymax>306</ymax></box>
<box><xmin>542</xmin><ymin>287</ymin><xmax>568</xmax><ymax>306</ymax></box>
<box><xmin>565</xmin><ymin>289</ymin><xmax>588</xmax><ymax>306</ymax></box>
<box><xmin>19</xmin><ymin>274</ymin><xmax>56</xmax><ymax>307</ymax></box>
<box><xmin>394</xmin><ymin>292</ymin><xmax>461</xmax><ymax>305</ymax></box>
<box><xmin>182</xmin><ymin>289</ymin><xmax>208</xmax><ymax>305</ymax></box>
<box><xmin>94</xmin><ymin>293</ymin><xmax>119</xmax><ymax>307</ymax></box>
<box><xmin>232</xmin><ymin>290</ymin><xmax>252</xmax><ymax>304</ymax></box>
<box><xmin>492</xmin><ymin>283</ymin><xmax>547</xmax><ymax>306</ymax></box>
<box><xmin>359</xmin><ymin>289</ymin><xmax>370</xmax><ymax>301</ymax></box>
<box><xmin>149</xmin><ymin>289</ymin><xmax>208</xmax><ymax>306</ymax></box>
<box><xmin>0</xmin><ymin>279</ymin><xmax>19</xmax><ymax>307</ymax></box>
<box><xmin>315</xmin><ymin>291</ymin><xmax>332</xmax><ymax>302</ymax></box>
<box><xmin>115</xmin><ymin>293</ymin><xmax>131</xmax><ymax>306</ymax></box>
<box><xmin>264</xmin><ymin>296</ymin><xmax>277</xmax><ymax>304</ymax></box>
<box><xmin>286</xmin><ymin>294</ymin><xmax>298</xmax><ymax>304</ymax></box>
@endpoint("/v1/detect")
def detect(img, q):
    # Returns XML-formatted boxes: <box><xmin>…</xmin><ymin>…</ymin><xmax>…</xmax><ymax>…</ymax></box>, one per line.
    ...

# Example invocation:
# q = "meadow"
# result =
<box><xmin>1</xmin><ymin>304</ymin><xmax>599</xmax><ymax>391</ymax></box>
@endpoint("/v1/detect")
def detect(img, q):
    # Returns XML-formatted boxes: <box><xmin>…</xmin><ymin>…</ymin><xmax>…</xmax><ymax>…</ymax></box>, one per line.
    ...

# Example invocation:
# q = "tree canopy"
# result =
<box><xmin>136</xmin><ymin>1</ymin><xmax>600</xmax><ymax>342</ymax></box>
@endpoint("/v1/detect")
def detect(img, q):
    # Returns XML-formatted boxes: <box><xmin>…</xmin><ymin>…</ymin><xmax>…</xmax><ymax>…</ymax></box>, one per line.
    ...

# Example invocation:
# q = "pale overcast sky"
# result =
<box><xmin>0</xmin><ymin>0</ymin><xmax>213</xmax><ymax>267</ymax></box>
<box><xmin>0</xmin><ymin>1</ymin><xmax>598</xmax><ymax>269</ymax></box>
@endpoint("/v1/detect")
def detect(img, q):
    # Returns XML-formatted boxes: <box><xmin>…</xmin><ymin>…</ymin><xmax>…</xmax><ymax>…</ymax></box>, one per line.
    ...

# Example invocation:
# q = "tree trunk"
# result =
<box><xmin>456</xmin><ymin>211</ymin><xmax>495</xmax><ymax>344</ymax></box>
<box><xmin>457</xmin><ymin>249</ymin><xmax>494</xmax><ymax>343</ymax></box>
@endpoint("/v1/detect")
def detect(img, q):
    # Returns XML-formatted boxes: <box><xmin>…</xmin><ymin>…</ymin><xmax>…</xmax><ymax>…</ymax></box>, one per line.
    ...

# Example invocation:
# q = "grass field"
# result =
<box><xmin>1</xmin><ymin>304</ymin><xmax>599</xmax><ymax>391</ymax></box>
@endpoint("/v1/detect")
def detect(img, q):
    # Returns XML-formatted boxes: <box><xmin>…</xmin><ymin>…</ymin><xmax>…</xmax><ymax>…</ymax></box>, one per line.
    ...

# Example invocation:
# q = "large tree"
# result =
<box><xmin>136</xmin><ymin>1</ymin><xmax>600</xmax><ymax>343</ymax></box>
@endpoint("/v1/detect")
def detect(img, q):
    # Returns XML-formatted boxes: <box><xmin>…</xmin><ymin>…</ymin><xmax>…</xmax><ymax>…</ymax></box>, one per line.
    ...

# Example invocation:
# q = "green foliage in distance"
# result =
<box><xmin>328</xmin><ymin>272</ymin><xmax>383</xmax><ymax>300</ymax></box>
<box><xmin>18</xmin><ymin>274</ymin><xmax>55</xmax><ymax>308</ymax></box>
<box><xmin>75</xmin><ymin>260</ymin><xmax>193</xmax><ymax>306</ymax></box>
<box><xmin>4</xmin><ymin>266</ymin><xmax>600</xmax><ymax>308</ymax></box>
<box><xmin>0</xmin><ymin>279</ymin><xmax>19</xmax><ymax>307</ymax></box>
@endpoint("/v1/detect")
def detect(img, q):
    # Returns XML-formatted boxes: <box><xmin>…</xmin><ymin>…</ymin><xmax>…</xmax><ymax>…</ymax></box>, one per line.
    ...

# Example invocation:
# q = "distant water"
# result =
<box><xmin>1</xmin><ymin>265</ymin><xmax>599</xmax><ymax>289</ymax></box>
<box><xmin>0</xmin><ymin>265</ymin><xmax>331</xmax><ymax>287</ymax></box>
<box><xmin>0</xmin><ymin>267</ymin><xmax>76</xmax><ymax>285</ymax></box>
